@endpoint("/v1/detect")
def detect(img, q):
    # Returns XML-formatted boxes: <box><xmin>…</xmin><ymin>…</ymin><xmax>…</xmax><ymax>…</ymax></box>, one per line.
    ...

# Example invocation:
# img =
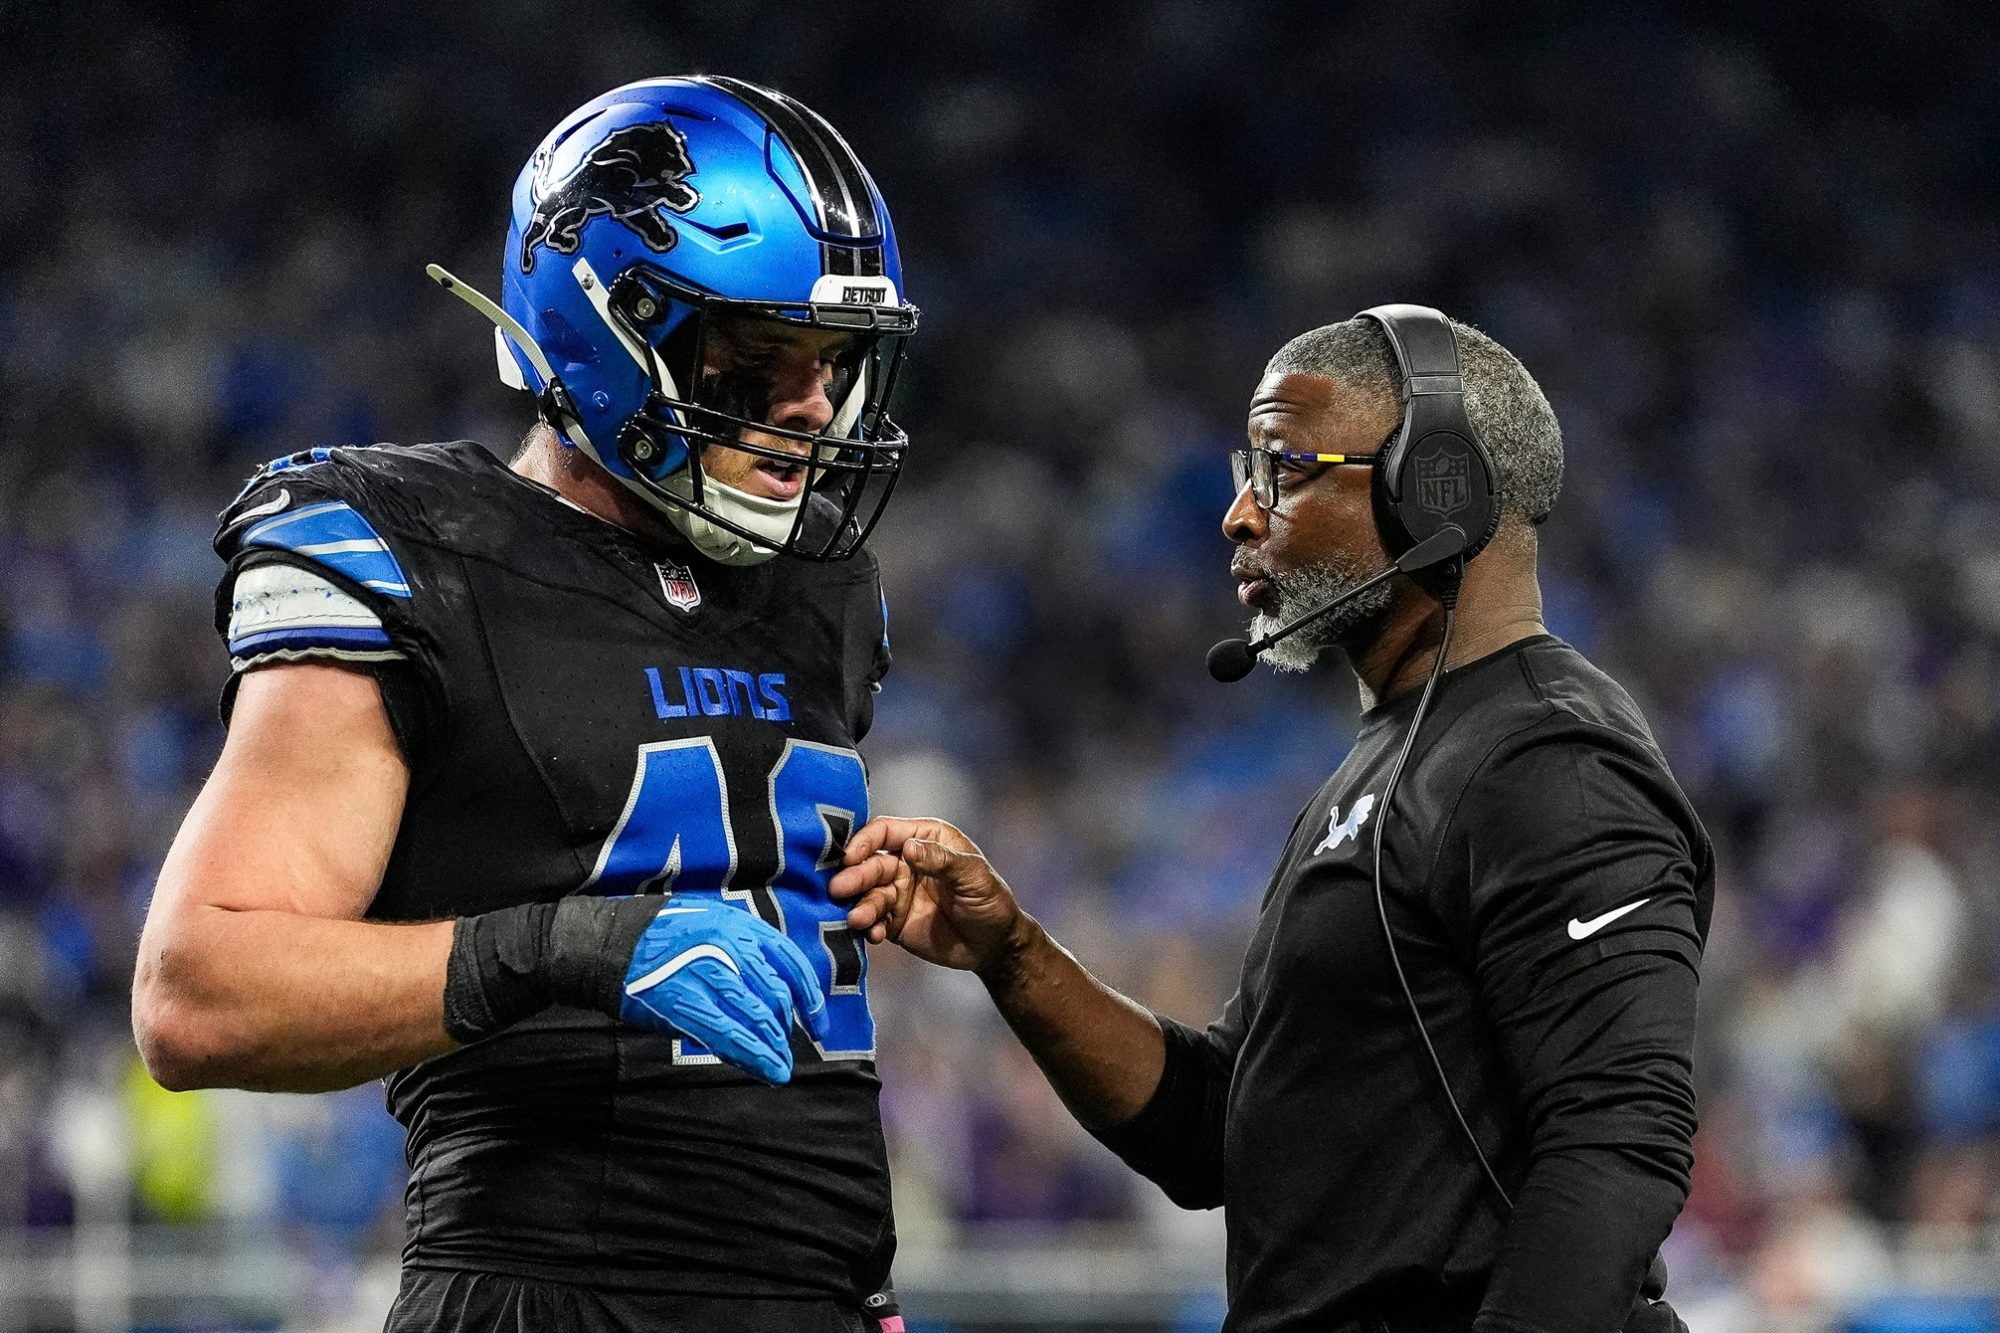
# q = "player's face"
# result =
<box><xmin>1225</xmin><ymin>374</ymin><xmax>1399</xmax><ymax>658</ymax></box>
<box><xmin>696</xmin><ymin>318</ymin><xmax>856</xmax><ymax>501</ymax></box>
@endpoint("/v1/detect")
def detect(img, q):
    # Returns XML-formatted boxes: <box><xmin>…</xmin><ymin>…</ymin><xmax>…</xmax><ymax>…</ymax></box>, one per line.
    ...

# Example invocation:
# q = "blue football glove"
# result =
<box><xmin>442</xmin><ymin>892</ymin><xmax>828</xmax><ymax>1084</ymax></box>
<box><xmin>617</xmin><ymin>898</ymin><xmax>828</xmax><ymax>1083</ymax></box>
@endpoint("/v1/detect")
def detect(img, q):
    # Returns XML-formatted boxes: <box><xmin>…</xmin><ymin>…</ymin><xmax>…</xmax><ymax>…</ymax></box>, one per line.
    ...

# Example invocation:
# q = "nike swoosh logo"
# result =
<box><xmin>625</xmin><ymin>943</ymin><xmax>741</xmax><ymax>995</ymax></box>
<box><xmin>227</xmin><ymin>488</ymin><xmax>291</xmax><ymax>528</ymax></box>
<box><xmin>1567</xmin><ymin>898</ymin><xmax>1651</xmax><ymax>940</ymax></box>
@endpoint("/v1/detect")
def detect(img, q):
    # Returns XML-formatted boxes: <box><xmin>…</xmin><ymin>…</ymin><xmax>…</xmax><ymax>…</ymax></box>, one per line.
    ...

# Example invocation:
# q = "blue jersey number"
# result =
<box><xmin>583</xmin><ymin>738</ymin><xmax>873</xmax><ymax>1061</ymax></box>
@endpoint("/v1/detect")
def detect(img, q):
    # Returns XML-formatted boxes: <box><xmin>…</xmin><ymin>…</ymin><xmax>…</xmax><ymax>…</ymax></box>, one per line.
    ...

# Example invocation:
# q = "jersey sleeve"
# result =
<box><xmin>211</xmin><ymin>451</ymin><xmax>436</xmax><ymax>750</ymax></box>
<box><xmin>1439</xmin><ymin>723</ymin><xmax>1708</xmax><ymax>1333</ymax></box>
<box><xmin>1088</xmin><ymin>990</ymin><xmax>1244</xmax><ymax>1209</ymax></box>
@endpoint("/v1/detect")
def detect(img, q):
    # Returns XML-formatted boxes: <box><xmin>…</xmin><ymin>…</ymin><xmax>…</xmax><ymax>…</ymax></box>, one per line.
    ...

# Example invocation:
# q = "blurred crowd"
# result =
<box><xmin>2</xmin><ymin>2</ymin><xmax>1998</xmax><ymax>1328</ymax></box>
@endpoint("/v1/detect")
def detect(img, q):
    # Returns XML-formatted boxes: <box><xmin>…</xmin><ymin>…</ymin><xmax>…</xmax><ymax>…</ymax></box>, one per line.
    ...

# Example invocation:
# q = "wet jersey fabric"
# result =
<box><xmin>1098</xmin><ymin>636</ymin><xmax>1712</xmax><ymax>1333</ymax></box>
<box><xmin>212</xmin><ymin>440</ymin><xmax>895</xmax><ymax>1300</ymax></box>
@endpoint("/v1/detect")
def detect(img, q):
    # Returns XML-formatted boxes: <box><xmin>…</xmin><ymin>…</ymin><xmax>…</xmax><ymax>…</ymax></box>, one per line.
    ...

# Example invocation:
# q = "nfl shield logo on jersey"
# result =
<box><xmin>656</xmin><ymin>561</ymin><xmax>701</xmax><ymax>613</ymax></box>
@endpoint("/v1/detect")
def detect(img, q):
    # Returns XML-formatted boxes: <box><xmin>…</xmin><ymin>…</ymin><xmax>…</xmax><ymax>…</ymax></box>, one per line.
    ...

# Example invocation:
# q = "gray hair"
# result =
<box><xmin>1264</xmin><ymin>315</ymin><xmax>1563</xmax><ymax>527</ymax></box>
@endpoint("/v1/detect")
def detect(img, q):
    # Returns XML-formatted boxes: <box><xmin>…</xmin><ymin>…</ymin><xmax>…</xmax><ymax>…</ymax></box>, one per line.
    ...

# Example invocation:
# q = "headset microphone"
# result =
<box><xmin>1206</xmin><ymin>526</ymin><xmax>1468</xmax><ymax>683</ymax></box>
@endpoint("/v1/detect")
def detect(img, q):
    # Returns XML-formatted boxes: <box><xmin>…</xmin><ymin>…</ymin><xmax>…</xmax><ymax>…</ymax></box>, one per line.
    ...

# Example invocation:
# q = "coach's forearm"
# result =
<box><xmin>134</xmin><ymin>907</ymin><xmax>456</xmax><ymax>1094</ymax></box>
<box><xmin>976</xmin><ymin>917</ymin><xmax>1166</xmax><ymax>1133</ymax></box>
<box><xmin>1474</xmin><ymin>1146</ymin><xmax>1688</xmax><ymax>1333</ymax></box>
<box><xmin>1478</xmin><ymin>951</ymin><xmax>1700</xmax><ymax>1332</ymax></box>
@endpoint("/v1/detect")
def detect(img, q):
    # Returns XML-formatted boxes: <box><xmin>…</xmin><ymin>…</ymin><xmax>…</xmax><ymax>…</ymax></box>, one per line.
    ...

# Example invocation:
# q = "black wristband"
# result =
<box><xmin>545</xmin><ymin>894</ymin><xmax>663</xmax><ymax>1013</ymax></box>
<box><xmin>442</xmin><ymin>895</ymin><xmax>666</xmax><ymax>1044</ymax></box>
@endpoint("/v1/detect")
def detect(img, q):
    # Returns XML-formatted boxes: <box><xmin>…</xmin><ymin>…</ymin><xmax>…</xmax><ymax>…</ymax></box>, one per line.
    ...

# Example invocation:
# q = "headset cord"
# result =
<box><xmin>1370</xmin><ymin>571</ymin><xmax>1516</xmax><ymax>1213</ymax></box>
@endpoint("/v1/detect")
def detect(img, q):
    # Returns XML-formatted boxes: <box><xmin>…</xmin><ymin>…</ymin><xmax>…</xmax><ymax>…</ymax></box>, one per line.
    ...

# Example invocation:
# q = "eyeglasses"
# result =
<box><xmin>1228</xmin><ymin>446</ymin><xmax>1382</xmax><ymax>510</ymax></box>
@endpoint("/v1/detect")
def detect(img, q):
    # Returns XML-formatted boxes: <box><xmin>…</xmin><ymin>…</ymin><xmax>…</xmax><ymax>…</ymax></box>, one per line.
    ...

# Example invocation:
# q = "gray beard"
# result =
<box><xmin>1247</xmin><ymin>555</ymin><xmax>1396</xmax><ymax>673</ymax></box>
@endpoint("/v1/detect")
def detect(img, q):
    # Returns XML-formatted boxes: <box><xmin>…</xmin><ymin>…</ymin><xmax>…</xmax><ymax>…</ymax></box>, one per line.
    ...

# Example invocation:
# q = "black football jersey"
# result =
<box><xmin>211</xmin><ymin>440</ymin><xmax>896</xmax><ymax>1299</ymax></box>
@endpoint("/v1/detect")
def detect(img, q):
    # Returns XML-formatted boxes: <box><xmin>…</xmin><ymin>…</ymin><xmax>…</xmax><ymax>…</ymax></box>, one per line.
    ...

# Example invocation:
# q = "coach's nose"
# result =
<box><xmin>1224</xmin><ymin>481</ymin><xmax>1267</xmax><ymax>545</ymax></box>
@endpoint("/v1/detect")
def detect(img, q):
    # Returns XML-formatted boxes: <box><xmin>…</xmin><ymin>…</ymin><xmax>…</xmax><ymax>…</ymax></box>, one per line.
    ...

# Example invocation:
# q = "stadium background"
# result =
<box><xmin>3</xmin><ymin>2</ymin><xmax>1998</xmax><ymax>1329</ymax></box>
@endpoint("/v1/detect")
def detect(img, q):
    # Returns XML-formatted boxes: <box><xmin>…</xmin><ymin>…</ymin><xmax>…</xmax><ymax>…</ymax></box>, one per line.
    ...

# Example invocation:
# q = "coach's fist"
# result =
<box><xmin>831</xmin><ymin>818</ymin><xmax>1032</xmax><ymax>975</ymax></box>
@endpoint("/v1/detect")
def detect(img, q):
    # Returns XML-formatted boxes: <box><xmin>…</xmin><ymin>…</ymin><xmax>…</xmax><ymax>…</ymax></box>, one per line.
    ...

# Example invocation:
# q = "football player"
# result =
<box><xmin>132</xmin><ymin>77</ymin><xmax>915</xmax><ymax>1333</ymax></box>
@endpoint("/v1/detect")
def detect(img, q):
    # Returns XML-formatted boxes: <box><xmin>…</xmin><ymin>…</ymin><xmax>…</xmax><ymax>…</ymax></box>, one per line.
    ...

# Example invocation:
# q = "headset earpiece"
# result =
<box><xmin>1375</xmin><ymin>425</ymin><xmax>1498</xmax><ymax>566</ymax></box>
<box><xmin>1358</xmin><ymin>305</ymin><xmax>1501</xmax><ymax>573</ymax></box>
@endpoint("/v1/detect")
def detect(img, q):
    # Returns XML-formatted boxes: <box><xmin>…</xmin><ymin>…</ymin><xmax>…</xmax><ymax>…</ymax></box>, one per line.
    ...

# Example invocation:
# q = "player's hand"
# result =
<box><xmin>617</xmin><ymin>897</ymin><xmax>827</xmax><ymax>1084</ymax></box>
<box><xmin>830</xmin><ymin>817</ymin><xmax>1030</xmax><ymax>973</ymax></box>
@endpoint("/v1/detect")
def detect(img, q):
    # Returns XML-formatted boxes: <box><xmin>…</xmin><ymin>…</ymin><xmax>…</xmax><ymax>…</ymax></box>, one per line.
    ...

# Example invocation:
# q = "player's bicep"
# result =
<box><xmin>155</xmin><ymin>662</ymin><xmax>409</xmax><ymax>924</ymax></box>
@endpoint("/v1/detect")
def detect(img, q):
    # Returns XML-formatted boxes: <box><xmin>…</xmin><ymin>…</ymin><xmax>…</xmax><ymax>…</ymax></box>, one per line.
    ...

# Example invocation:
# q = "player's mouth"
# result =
<box><xmin>747</xmin><ymin>454</ymin><xmax>809</xmax><ymax>501</ymax></box>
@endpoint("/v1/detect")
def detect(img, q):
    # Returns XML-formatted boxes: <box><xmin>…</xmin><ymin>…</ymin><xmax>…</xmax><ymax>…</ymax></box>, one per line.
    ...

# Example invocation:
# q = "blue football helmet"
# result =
<box><xmin>429</xmin><ymin>76</ymin><xmax>916</xmax><ymax>564</ymax></box>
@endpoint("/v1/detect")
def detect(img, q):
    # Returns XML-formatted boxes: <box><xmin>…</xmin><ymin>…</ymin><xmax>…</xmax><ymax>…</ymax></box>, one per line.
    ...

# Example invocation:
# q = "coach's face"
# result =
<box><xmin>1225</xmin><ymin>374</ymin><xmax>1399</xmax><ymax>665</ymax></box>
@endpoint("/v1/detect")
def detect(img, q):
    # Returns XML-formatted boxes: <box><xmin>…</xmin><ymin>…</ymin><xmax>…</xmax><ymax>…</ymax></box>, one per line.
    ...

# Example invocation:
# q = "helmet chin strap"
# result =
<box><xmin>657</xmin><ymin>467</ymin><xmax>802</xmax><ymax>566</ymax></box>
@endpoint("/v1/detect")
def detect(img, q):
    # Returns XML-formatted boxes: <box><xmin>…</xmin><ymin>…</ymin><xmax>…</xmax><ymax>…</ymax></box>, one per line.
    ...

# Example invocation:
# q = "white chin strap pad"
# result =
<box><xmin>660</xmin><ymin>468</ymin><xmax>804</xmax><ymax>566</ymax></box>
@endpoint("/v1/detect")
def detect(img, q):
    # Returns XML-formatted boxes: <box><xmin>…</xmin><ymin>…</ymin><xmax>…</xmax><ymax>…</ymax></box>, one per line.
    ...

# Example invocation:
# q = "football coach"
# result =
<box><xmin>833</xmin><ymin>306</ymin><xmax>1708</xmax><ymax>1333</ymax></box>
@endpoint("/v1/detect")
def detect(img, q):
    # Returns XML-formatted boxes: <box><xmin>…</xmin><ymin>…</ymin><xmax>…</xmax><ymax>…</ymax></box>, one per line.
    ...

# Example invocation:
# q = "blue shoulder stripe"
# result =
<box><xmin>242</xmin><ymin>500</ymin><xmax>412</xmax><ymax>598</ymax></box>
<box><xmin>230</xmin><ymin>624</ymin><xmax>397</xmax><ymax>656</ymax></box>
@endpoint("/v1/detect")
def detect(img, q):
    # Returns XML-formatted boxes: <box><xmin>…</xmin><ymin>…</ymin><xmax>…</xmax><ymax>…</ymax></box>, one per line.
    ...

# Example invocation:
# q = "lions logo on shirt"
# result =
<box><xmin>1313</xmin><ymin>793</ymin><xmax>1375</xmax><ymax>856</ymax></box>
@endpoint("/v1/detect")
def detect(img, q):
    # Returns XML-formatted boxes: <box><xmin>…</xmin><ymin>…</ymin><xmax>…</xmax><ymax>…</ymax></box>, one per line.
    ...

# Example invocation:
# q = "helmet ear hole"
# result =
<box><xmin>652</xmin><ymin>312</ymin><xmax>700</xmax><ymax>403</ymax></box>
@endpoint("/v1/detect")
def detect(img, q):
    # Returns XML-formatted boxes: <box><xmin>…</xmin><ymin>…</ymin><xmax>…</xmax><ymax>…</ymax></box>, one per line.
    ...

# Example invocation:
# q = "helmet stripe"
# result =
<box><xmin>697</xmin><ymin>76</ymin><xmax>883</xmax><ymax>278</ymax></box>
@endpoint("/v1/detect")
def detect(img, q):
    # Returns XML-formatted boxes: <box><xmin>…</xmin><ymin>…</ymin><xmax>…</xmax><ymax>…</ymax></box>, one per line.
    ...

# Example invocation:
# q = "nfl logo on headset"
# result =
<box><xmin>656</xmin><ymin>561</ymin><xmax>702</xmax><ymax>613</ymax></box>
<box><xmin>1414</xmin><ymin>443</ymin><xmax>1470</xmax><ymax>517</ymax></box>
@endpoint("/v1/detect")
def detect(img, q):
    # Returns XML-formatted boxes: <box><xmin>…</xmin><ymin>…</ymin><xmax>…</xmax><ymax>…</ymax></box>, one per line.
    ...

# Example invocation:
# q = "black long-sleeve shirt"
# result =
<box><xmin>1099</xmin><ymin>636</ymin><xmax>1712</xmax><ymax>1333</ymax></box>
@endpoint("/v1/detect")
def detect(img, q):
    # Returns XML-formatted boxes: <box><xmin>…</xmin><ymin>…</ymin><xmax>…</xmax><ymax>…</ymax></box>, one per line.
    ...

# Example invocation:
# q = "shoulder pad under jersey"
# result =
<box><xmin>216</xmin><ymin>446</ymin><xmax>419</xmax><ymax>594</ymax></box>
<box><xmin>214</xmin><ymin>447</ymin><xmax>422</xmax><ymax>669</ymax></box>
<box><xmin>232</xmin><ymin>496</ymin><xmax>411</xmax><ymax>598</ymax></box>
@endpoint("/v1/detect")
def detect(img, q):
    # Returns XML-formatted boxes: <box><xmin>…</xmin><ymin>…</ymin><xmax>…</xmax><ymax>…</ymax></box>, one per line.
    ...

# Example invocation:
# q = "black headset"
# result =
<box><xmin>1358</xmin><ymin>303</ymin><xmax>1501</xmax><ymax>570</ymax></box>
<box><xmin>1353</xmin><ymin>304</ymin><xmax>1517</xmax><ymax>1213</ymax></box>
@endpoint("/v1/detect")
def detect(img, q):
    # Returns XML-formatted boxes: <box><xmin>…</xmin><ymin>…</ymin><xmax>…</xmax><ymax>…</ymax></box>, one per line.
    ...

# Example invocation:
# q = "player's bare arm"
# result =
<box><xmin>136</xmin><ymin>659</ymin><xmax>826</xmax><ymax>1095</ymax></box>
<box><xmin>831</xmin><ymin>817</ymin><xmax>1164</xmax><ymax>1130</ymax></box>
<box><xmin>133</xmin><ymin>662</ymin><xmax>452</xmax><ymax>1092</ymax></box>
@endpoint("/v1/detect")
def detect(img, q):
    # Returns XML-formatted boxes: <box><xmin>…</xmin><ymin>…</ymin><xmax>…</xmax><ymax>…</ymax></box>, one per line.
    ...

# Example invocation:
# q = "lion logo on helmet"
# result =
<box><xmin>519</xmin><ymin>121</ymin><xmax>702</xmax><ymax>274</ymax></box>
